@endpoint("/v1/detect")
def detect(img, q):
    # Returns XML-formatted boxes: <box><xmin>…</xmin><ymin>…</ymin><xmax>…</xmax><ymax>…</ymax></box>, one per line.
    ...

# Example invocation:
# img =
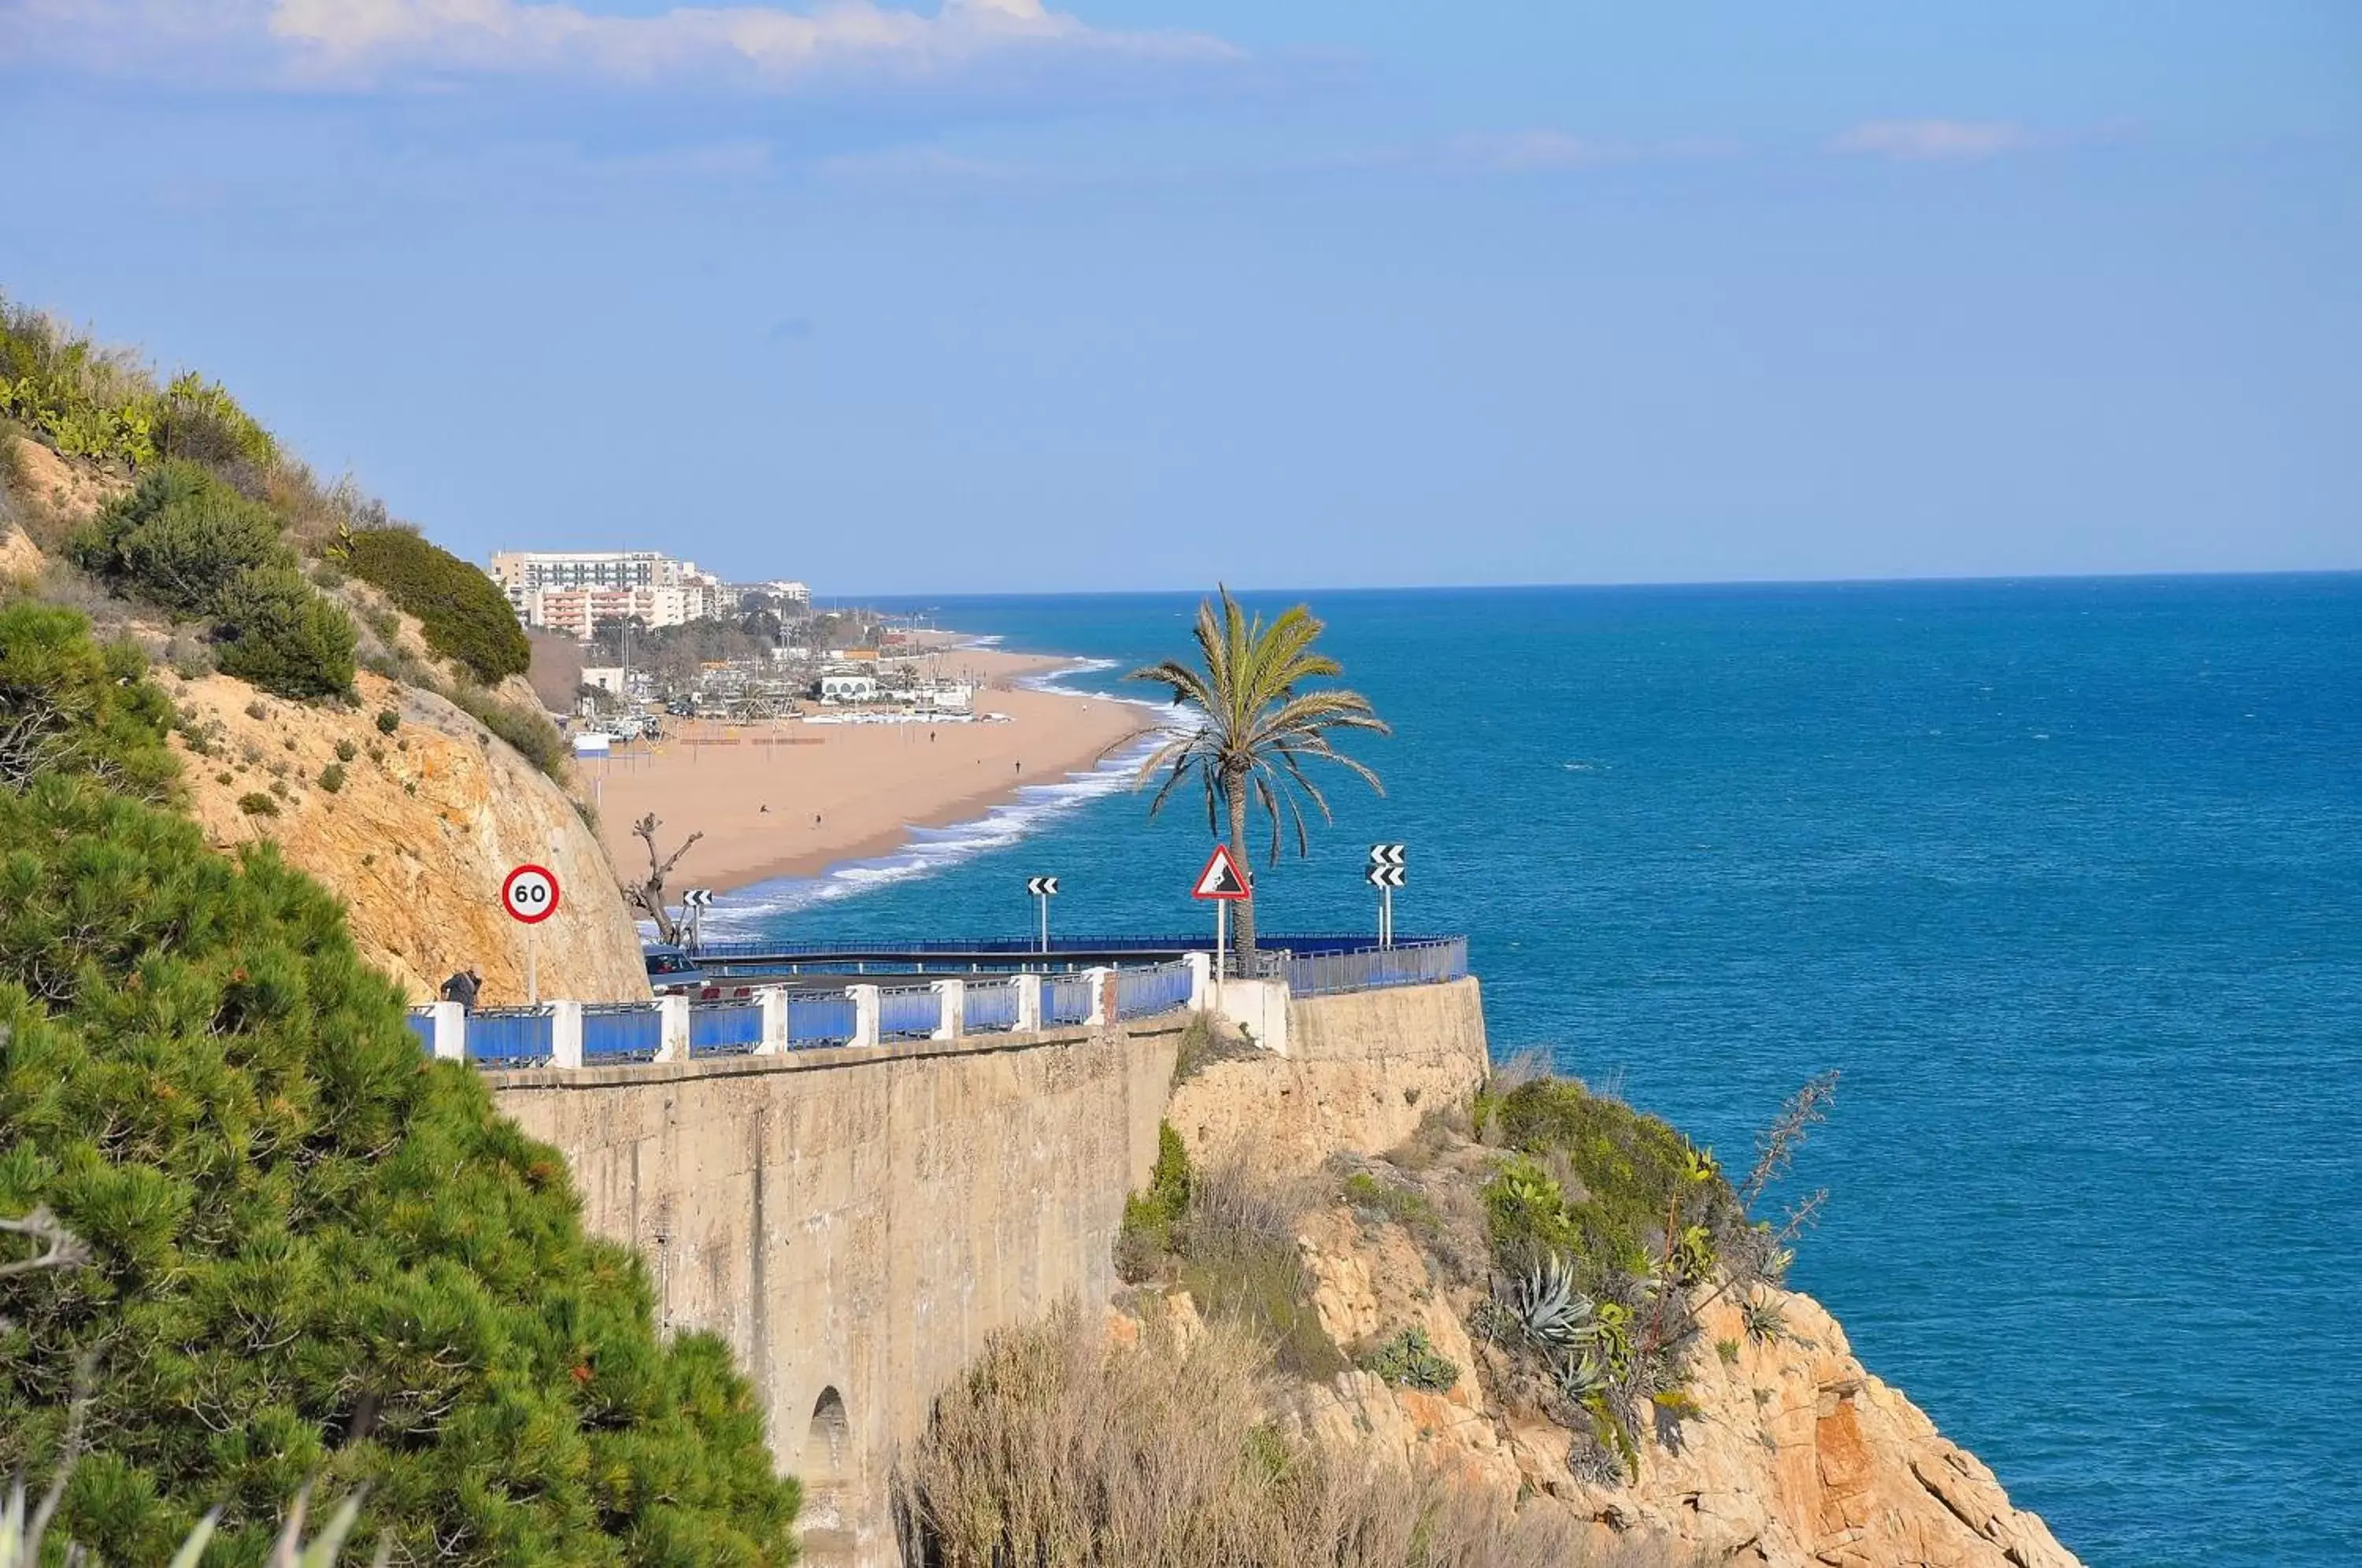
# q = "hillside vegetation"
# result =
<box><xmin>0</xmin><ymin>605</ymin><xmax>798</xmax><ymax>1562</ymax></box>
<box><xmin>0</xmin><ymin>295</ymin><xmax>561</xmax><ymax>776</ymax></box>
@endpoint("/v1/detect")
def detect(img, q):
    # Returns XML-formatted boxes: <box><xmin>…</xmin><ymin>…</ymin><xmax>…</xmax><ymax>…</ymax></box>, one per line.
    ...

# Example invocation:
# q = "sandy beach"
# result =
<box><xmin>586</xmin><ymin>649</ymin><xmax>1158</xmax><ymax>900</ymax></box>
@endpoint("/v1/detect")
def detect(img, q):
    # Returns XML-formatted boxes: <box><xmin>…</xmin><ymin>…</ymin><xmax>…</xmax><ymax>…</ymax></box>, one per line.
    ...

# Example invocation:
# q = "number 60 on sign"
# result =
<box><xmin>502</xmin><ymin>864</ymin><xmax>561</xmax><ymax>924</ymax></box>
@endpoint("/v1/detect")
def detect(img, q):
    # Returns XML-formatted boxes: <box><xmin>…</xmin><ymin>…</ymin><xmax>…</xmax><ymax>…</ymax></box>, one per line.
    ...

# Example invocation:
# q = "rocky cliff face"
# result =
<box><xmin>167</xmin><ymin>668</ymin><xmax>650</xmax><ymax>1004</ymax></box>
<box><xmin>1279</xmin><ymin>1196</ymin><xmax>2079</xmax><ymax>1568</ymax></box>
<box><xmin>1154</xmin><ymin>1003</ymin><xmax>2082</xmax><ymax>1568</ymax></box>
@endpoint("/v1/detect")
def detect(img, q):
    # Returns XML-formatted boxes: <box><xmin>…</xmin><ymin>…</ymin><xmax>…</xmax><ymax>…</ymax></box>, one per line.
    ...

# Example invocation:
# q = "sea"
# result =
<box><xmin>711</xmin><ymin>576</ymin><xmax>2362</xmax><ymax>1568</ymax></box>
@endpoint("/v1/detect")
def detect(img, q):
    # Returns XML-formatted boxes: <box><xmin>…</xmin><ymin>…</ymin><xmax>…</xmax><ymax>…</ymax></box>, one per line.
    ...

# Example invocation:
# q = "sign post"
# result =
<box><xmin>1367</xmin><ymin>844</ymin><xmax>1406</xmax><ymax>949</ymax></box>
<box><xmin>1190</xmin><ymin>844</ymin><xmax>1252</xmax><ymax>1004</ymax></box>
<box><xmin>1027</xmin><ymin>876</ymin><xmax>1061</xmax><ymax>953</ymax></box>
<box><xmin>681</xmin><ymin>887</ymin><xmax>715</xmax><ymax>954</ymax></box>
<box><xmin>501</xmin><ymin>864</ymin><xmax>562</xmax><ymax>1005</ymax></box>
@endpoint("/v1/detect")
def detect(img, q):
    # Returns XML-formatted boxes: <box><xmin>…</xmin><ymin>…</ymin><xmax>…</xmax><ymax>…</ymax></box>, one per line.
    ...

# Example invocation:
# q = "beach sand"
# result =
<box><xmin>586</xmin><ymin>649</ymin><xmax>1157</xmax><ymax>898</ymax></box>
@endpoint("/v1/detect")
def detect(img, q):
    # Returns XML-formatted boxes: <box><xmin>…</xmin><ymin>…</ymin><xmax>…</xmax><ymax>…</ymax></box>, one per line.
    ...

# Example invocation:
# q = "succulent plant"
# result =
<box><xmin>1741</xmin><ymin>1292</ymin><xmax>1789</xmax><ymax>1346</ymax></box>
<box><xmin>1509</xmin><ymin>1254</ymin><xmax>1598</xmax><ymax>1351</ymax></box>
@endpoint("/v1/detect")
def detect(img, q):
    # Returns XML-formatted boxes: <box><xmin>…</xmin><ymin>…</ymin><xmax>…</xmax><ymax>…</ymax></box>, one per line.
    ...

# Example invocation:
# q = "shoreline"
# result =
<box><xmin>586</xmin><ymin>647</ymin><xmax>1160</xmax><ymax>908</ymax></box>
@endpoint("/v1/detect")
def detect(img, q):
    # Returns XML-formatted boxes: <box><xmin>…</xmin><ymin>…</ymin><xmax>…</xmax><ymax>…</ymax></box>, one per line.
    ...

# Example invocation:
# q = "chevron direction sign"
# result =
<box><xmin>682</xmin><ymin>888</ymin><xmax>716</xmax><ymax>909</ymax></box>
<box><xmin>1366</xmin><ymin>863</ymin><xmax>1406</xmax><ymax>889</ymax></box>
<box><xmin>1027</xmin><ymin>876</ymin><xmax>1061</xmax><ymax>897</ymax></box>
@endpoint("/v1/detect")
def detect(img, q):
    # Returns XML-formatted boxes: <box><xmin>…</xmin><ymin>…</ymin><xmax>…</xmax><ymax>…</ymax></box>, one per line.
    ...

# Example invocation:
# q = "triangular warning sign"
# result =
<box><xmin>1191</xmin><ymin>843</ymin><xmax>1251</xmax><ymax>900</ymax></box>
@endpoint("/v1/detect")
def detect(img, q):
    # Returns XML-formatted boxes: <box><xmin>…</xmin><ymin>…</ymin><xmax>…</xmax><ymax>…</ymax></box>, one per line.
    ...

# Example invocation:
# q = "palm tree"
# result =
<box><xmin>1129</xmin><ymin>586</ymin><xmax>1388</xmax><ymax>967</ymax></box>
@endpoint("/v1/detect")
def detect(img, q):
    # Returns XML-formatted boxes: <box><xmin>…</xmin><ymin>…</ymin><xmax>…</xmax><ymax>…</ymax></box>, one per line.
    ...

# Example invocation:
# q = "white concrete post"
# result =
<box><xmin>848</xmin><ymin>984</ymin><xmax>881</xmax><ymax>1049</ymax></box>
<box><xmin>656</xmin><ymin>996</ymin><xmax>690</xmax><ymax>1062</ymax></box>
<box><xmin>1083</xmin><ymin>966</ymin><xmax>1114</xmax><ymax>1027</ymax></box>
<box><xmin>1014</xmin><ymin>973</ymin><xmax>1043</xmax><ymax>1034</ymax></box>
<box><xmin>1183</xmin><ymin>952</ymin><xmax>1212</xmax><ymax>1011</ymax></box>
<box><xmin>755</xmin><ymin>986</ymin><xmax>788</xmax><ymax>1056</ymax></box>
<box><xmin>550</xmin><ymin>1000</ymin><xmax>584</xmax><ymax>1069</ymax></box>
<box><xmin>931</xmin><ymin>978</ymin><xmax>965</xmax><ymax>1041</ymax></box>
<box><xmin>429</xmin><ymin>1000</ymin><xmax>465</xmax><ymax>1062</ymax></box>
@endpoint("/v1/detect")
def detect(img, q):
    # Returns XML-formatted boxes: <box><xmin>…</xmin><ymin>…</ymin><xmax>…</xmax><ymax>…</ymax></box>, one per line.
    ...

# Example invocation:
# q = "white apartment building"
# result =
<box><xmin>487</xmin><ymin>549</ymin><xmax>732</xmax><ymax>638</ymax></box>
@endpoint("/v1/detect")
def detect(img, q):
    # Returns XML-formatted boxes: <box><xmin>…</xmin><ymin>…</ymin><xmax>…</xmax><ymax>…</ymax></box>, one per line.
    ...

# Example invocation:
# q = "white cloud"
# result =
<box><xmin>2</xmin><ymin>0</ymin><xmax>1241</xmax><ymax>92</ymax></box>
<box><xmin>1831</xmin><ymin>120</ymin><xmax>2034</xmax><ymax>162</ymax></box>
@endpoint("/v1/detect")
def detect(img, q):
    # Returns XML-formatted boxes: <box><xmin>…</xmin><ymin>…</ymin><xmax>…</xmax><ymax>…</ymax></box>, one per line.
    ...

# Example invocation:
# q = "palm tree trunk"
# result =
<box><xmin>1225</xmin><ymin>772</ymin><xmax>1256</xmax><ymax>970</ymax></box>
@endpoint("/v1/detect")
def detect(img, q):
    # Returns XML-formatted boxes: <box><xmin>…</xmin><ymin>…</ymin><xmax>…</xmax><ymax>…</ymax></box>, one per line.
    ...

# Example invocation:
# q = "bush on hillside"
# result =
<box><xmin>0</xmin><ymin>302</ymin><xmax>278</xmax><ymax>478</ymax></box>
<box><xmin>67</xmin><ymin>462</ymin><xmax>355</xmax><ymax>701</ymax></box>
<box><xmin>446</xmin><ymin>682</ymin><xmax>568</xmax><ymax>782</ymax></box>
<box><xmin>0</xmin><ymin>627</ymin><xmax>799</xmax><ymax>1563</ymax></box>
<box><xmin>0</xmin><ymin>602</ymin><xmax>179</xmax><ymax>801</ymax></box>
<box><xmin>212</xmin><ymin>562</ymin><xmax>357</xmax><ymax>700</ymax></box>
<box><xmin>342</xmin><ymin>527</ymin><xmax>529</xmax><ymax>686</ymax></box>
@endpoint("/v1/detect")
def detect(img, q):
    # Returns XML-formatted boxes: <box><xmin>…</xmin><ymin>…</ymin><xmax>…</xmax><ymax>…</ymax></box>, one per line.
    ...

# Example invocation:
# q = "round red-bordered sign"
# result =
<box><xmin>502</xmin><ymin>864</ymin><xmax>561</xmax><ymax>924</ymax></box>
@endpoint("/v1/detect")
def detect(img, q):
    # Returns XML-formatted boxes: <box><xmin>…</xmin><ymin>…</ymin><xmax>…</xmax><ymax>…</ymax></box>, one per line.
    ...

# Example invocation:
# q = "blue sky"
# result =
<box><xmin>3</xmin><ymin>2</ymin><xmax>2356</xmax><ymax>592</ymax></box>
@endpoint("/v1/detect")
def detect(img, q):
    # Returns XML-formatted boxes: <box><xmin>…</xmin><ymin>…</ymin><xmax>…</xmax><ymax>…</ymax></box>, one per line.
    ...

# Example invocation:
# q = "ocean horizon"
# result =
<box><xmin>716</xmin><ymin>572</ymin><xmax>2362</xmax><ymax>1568</ymax></box>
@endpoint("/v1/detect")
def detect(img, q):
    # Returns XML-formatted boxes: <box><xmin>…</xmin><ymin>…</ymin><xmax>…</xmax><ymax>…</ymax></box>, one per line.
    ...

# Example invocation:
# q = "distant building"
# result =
<box><xmin>818</xmin><ymin>674</ymin><xmax>878</xmax><ymax>704</ymax></box>
<box><xmin>487</xmin><ymin>549</ymin><xmax>733</xmax><ymax>637</ymax></box>
<box><xmin>727</xmin><ymin>579</ymin><xmax>813</xmax><ymax>612</ymax></box>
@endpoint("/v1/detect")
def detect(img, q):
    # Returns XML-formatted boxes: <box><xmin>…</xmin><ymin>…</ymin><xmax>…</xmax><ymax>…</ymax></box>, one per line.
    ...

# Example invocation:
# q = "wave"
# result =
<box><xmin>698</xmin><ymin>724</ymin><xmax>1174</xmax><ymax>928</ymax></box>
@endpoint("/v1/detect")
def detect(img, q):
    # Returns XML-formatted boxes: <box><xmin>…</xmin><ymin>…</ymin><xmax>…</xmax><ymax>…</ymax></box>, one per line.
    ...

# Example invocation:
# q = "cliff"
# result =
<box><xmin>166</xmin><ymin>668</ymin><xmax>649</xmax><ymax>1004</ymax></box>
<box><xmin>1145</xmin><ymin>1000</ymin><xmax>2082</xmax><ymax>1568</ymax></box>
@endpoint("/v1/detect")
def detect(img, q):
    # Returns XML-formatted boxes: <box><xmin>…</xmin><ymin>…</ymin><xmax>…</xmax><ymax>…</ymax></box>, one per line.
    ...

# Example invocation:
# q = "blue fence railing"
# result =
<box><xmin>405</xmin><ymin>1011</ymin><xmax>436</xmax><ymax>1052</ymax></box>
<box><xmin>468</xmin><ymin>1008</ymin><xmax>554</xmax><ymax>1066</ymax></box>
<box><xmin>1116</xmin><ymin>962</ymin><xmax>1194</xmax><ymax>1020</ymax></box>
<box><xmin>690</xmin><ymin>1001</ymin><xmax>764</xmax><ymax>1056</ymax></box>
<box><xmin>787</xmin><ymin>993</ymin><xmax>857</xmax><ymax>1048</ymax></box>
<box><xmin>1043</xmin><ymin>975</ymin><xmax>1095</xmax><ymax>1028</ymax></box>
<box><xmin>583</xmin><ymin>1003</ymin><xmax>663</xmax><ymax>1063</ymax></box>
<box><xmin>1281</xmin><ymin>938</ymin><xmax>1468</xmax><ymax>999</ymax></box>
<box><xmin>690</xmin><ymin>933</ymin><xmax>1442</xmax><ymax>967</ymax></box>
<box><xmin>879</xmin><ymin>986</ymin><xmax>941</xmax><ymax>1041</ymax></box>
<box><xmin>963</xmin><ymin>980</ymin><xmax>1020</xmax><ymax>1034</ymax></box>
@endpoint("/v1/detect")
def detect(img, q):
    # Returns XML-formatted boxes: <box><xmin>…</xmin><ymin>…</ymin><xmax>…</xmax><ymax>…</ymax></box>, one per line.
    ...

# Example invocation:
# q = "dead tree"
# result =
<box><xmin>624</xmin><ymin>812</ymin><xmax>702</xmax><ymax>945</ymax></box>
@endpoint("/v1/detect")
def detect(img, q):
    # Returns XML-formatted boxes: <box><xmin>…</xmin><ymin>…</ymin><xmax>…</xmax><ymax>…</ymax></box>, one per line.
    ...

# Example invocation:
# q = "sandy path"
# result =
<box><xmin>588</xmin><ymin>649</ymin><xmax>1157</xmax><ymax>898</ymax></box>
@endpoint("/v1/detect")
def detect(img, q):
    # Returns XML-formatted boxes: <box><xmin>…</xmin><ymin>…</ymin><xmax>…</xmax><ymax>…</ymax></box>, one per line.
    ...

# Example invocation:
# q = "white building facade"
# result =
<box><xmin>487</xmin><ymin>549</ymin><xmax>734</xmax><ymax>638</ymax></box>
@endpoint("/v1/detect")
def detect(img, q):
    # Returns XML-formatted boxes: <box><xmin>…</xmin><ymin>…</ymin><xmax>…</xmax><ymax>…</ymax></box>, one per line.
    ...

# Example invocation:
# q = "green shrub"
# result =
<box><xmin>1341</xmin><ymin>1170</ymin><xmax>1436</xmax><ymax>1231</ymax></box>
<box><xmin>374</xmin><ymin>710</ymin><xmax>398</xmax><ymax>734</ymax></box>
<box><xmin>0</xmin><ymin>603</ymin><xmax>178</xmax><ymax>802</ymax></box>
<box><xmin>317</xmin><ymin>762</ymin><xmax>346</xmax><ymax>794</ymax></box>
<box><xmin>69</xmin><ymin>463</ymin><xmax>281</xmax><ymax>618</ymax></box>
<box><xmin>446</xmin><ymin>685</ymin><xmax>567</xmax><ymax>782</ymax></box>
<box><xmin>0</xmin><ymin>302</ymin><xmax>158</xmax><ymax>468</ymax></box>
<box><xmin>0</xmin><ymin>770</ymin><xmax>799</xmax><ymax>1558</ymax></box>
<box><xmin>1116</xmin><ymin>1122</ymin><xmax>1192</xmax><ymax>1280</ymax></box>
<box><xmin>65</xmin><ymin>462</ymin><xmax>354</xmax><ymax>701</ymax></box>
<box><xmin>1481</xmin><ymin>1078</ymin><xmax>1737</xmax><ymax>1275</ymax></box>
<box><xmin>150</xmin><ymin>372</ymin><xmax>276</xmax><ymax>472</ymax></box>
<box><xmin>235</xmin><ymin>790</ymin><xmax>277</xmax><ymax>815</ymax></box>
<box><xmin>342</xmin><ymin>527</ymin><xmax>528</xmax><ymax>685</ymax></box>
<box><xmin>212</xmin><ymin>564</ymin><xmax>357</xmax><ymax>701</ymax></box>
<box><xmin>334</xmin><ymin>738</ymin><xmax>357</xmax><ymax>762</ymax></box>
<box><xmin>1361</xmin><ymin>1326</ymin><xmax>1459</xmax><ymax>1392</ymax></box>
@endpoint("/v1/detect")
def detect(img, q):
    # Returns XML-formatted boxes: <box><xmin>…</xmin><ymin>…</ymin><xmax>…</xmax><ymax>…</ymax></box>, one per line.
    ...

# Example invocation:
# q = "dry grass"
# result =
<box><xmin>894</xmin><ymin>1299</ymin><xmax>1607</xmax><ymax>1568</ymax></box>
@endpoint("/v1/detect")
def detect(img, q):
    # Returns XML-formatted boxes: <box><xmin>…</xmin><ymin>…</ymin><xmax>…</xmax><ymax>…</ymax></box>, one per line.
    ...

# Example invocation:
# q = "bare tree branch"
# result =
<box><xmin>622</xmin><ymin>813</ymin><xmax>702</xmax><ymax>945</ymax></box>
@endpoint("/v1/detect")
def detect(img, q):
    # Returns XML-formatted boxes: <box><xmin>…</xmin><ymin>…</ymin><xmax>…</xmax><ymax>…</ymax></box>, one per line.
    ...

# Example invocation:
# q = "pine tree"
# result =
<box><xmin>0</xmin><ymin>617</ymin><xmax>798</xmax><ymax>1563</ymax></box>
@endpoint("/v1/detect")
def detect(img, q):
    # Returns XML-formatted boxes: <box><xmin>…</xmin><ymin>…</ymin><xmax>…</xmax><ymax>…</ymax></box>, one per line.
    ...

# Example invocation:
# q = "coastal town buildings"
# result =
<box><xmin>486</xmin><ymin>550</ymin><xmax>809</xmax><ymax>639</ymax></box>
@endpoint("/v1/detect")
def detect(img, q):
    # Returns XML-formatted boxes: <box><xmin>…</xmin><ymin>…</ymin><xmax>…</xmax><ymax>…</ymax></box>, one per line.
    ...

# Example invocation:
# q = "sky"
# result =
<box><xmin>2</xmin><ymin>2</ymin><xmax>2357</xmax><ymax>594</ymax></box>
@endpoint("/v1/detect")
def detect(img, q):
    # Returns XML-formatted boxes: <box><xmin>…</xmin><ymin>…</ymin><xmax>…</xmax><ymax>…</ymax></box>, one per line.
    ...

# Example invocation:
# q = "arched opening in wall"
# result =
<box><xmin>807</xmin><ymin>1385</ymin><xmax>851</xmax><ymax>1485</ymax></box>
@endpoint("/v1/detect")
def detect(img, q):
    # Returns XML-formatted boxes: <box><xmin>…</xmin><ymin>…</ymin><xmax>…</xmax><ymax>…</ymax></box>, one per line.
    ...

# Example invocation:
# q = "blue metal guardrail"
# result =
<box><xmin>1281</xmin><ymin>937</ymin><xmax>1468</xmax><ymax>999</ymax></box>
<box><xmin>689</xmin><ymin>933</ymin><xmax>1439</xmax><ymax>965</ymax></box>
<box><xmin>468</xmin><ymin>1007</ymin><xmax>554</xmax><ymax>1067</ymax></box>
<box><xmin>1043</xmin><ymin>974</ymin><xmax>1095</xmax><ymax>1028</ymax></box>
<box><xmin>787</xmin><ymin>993</ymin><xmax>857</xmax><ymax>1048</ymax></box>
<box><xmin>405</xmin><ymin>1011</ymin><xmax>435</xmax><ymax>1052</ymax></box>
<box><xmin>963</xmin><ymin>978</ymin><xmax>1020</xmax><ymax>1034</ymax></box>
<box><xmin>1116</xmin><ymin>961</ymin><xmax>1193</xmax><ymax>1020</ymax></box>
<box><xmin>690</xmin><ymin>1000</ymin><xmax>764</xmax><ymax>1056</ymax></box>
<box><xmin>878</xmin><ymin>986</ymin><xmax>942</xmax><ymax>1041</ymax></box>
<box><xmin>583</xmin><ymin>1002</ymin><xmax>662</xmax><ymax>1063</ymax></box>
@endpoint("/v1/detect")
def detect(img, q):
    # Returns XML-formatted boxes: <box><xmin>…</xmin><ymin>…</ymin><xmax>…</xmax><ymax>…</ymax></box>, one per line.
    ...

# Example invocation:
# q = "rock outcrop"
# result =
<box><xmin>1282</xmin><ymin>1195</ymin><xmax>2079</xmax><ymax>1568</ymax></box>
<box><xmin>167</xmin><ymin>668</ymin><xmax>650</xmax><ymax>1004</ymax></box>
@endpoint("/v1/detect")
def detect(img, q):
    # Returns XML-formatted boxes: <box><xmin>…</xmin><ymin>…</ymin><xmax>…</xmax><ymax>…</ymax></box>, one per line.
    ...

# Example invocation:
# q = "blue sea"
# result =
<box><xmin>716</xmin><ymin>577</ymin><xmax>2362</xmax><ymax>1568</ymax></box>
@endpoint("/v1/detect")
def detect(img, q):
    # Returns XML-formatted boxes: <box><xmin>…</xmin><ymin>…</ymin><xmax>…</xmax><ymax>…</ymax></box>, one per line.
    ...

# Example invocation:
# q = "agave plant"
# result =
<box><xmin>1508</xmin><ymin>1254</ymin><xmax>1597</xmax><ymax>1352</ymax></box>
<box><xmin>1740</xmin><ymin>1292</ymin><xmax>1789</xmax><ymax>1346</ymax></box>
<box><xmin>1553</xmin><ymin>1348</ymin><xmax>1612</xmax><ymax>1404</ymax></box>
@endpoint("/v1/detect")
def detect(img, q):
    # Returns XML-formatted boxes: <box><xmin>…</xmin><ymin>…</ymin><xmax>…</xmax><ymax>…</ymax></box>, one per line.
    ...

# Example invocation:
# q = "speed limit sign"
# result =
<box><xmin>502</xmin><ymin>864</ymin><xmax>561</xmax><ymax>924</ymax></box>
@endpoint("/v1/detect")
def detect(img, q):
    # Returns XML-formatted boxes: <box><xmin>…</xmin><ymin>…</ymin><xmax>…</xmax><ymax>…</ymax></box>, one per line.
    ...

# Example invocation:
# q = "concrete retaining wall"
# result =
<box><xmin>491</xmin><ymin>976</ymin><xmax>1490</xmax><ymax>1566</ymax></box>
